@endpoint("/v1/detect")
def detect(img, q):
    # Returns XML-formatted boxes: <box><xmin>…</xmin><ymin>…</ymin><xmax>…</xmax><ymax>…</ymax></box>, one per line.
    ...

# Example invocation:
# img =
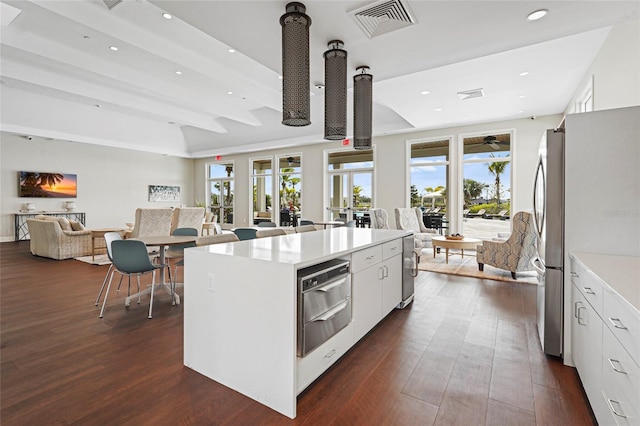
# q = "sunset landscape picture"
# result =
<box><xmin>19</xmin><ymin>172</ymin><xmax>77</xmax><ymax>198</ymax></box>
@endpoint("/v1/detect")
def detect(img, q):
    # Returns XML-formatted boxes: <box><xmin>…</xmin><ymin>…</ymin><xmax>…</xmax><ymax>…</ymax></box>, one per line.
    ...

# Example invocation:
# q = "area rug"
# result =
<box><xmin>74</xmin><ymin>254</ymin><xmax>111</xmax><ymax>266</ymax></box>
<box><xmin>418</xmin><ymin>250</ymin><xmax>538</xmax><ymax>284</ymax></box>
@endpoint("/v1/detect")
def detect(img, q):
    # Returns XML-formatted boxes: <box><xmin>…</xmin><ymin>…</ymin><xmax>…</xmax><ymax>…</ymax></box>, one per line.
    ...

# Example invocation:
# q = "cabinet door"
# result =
<box><xmin>572</xmin><ymin>283</ymin><xmax>605</xmax><ymax>421</ymax></box>
<box><xmin>381</xmin><ymin>254</ymin><xmax>402</xmax><ymax>315</ymax></box>
<box><xmin>352</xmin><ymin>264</ymin><xmax>382</xmax><ymax>343</ymax></box>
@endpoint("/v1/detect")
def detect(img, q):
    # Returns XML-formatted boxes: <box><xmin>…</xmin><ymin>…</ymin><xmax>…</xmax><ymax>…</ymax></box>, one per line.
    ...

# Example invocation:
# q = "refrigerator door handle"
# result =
<box><xmin>531</xmin><ymin>256</ymin><xmax>545</xmax><ymax>275</ymax></box>
<box><xmin>411</xmin><ymin>251</ymin><xmax>419</xmax><ymax>277</ymax></box>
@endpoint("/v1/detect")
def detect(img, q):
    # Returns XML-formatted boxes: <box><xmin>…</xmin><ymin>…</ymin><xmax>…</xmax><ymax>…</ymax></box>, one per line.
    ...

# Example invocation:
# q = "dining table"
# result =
<box><xmin>127</xmin><ymin>235</ymin><xmax>197</xmax><ymax>306</ymax></box>
<box><xmin>314</xmin><ymin>221</ymin><xmax>345</xmax><ymax>229</ymax></box>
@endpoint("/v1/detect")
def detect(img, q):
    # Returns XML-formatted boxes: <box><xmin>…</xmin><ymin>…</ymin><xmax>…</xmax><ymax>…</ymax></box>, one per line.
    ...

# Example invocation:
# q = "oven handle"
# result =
<box><xmin>311</xmin><ymin>299</ymin><xmax>350</xmax><ymax>322</ymax></box>
<box><xmin>312</xmin><ymin>276</ymin><xmax>349</xmax><ymax>292</ymax></box>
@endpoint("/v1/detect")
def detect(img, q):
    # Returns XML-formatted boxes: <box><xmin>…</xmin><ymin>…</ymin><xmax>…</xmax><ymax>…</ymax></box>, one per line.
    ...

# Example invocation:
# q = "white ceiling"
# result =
<box><xmin>1</xmin><ymin>0</ymin><xmax>638</xmax><ymax>158</ymax></box>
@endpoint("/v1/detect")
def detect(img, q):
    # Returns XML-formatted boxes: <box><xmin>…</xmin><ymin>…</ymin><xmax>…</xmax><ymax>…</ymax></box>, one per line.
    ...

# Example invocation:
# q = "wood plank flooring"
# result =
<box><xmin>0</xmin><ymin>241</ymin><xmax>596</xmax><ymax>425</ymax></box>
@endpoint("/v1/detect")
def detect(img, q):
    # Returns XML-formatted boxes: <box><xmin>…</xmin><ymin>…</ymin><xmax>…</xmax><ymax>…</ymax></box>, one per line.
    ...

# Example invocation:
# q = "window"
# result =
<box><xmin>277</xmin><ymin>155</ymin><xmax>302</xmax><ymax>225</ymax></box>
<box><xmin>462</xmin><ymin>133</ymin><xmax>512</xmax><ymax>238</ymax></box>
<box><xmin>207</xmin><ymin>162</ymin><xmax>234</xmax><ymax>226</ymax></box>
<box><xmin>327</xmin><ymin>149</ymin><xmax>374</xmax><ymax>221</ymax></box>
<box><xmin>251</xmin><ymin>158</ymin><xmax>273</xmax><ymax>225</ymax></box>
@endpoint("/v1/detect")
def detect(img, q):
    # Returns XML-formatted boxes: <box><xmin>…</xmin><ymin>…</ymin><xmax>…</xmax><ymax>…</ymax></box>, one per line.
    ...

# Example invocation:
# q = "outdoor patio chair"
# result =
<box><xmin>466</xmin><ymin>208</ymin><xmax>486</xmax><ymax>218</ymax></box>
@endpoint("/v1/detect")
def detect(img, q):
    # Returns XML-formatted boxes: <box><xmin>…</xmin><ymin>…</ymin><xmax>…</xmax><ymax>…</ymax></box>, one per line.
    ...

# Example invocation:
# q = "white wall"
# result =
<box><xmin>567</xmin><ymin>19</ymin><xmax>640</xmax><ymax>113</ymax></box>
<box><xmin>0</xmin><ymin>133</ymin><xmax>194</xmax><ymax>241</ymax></box>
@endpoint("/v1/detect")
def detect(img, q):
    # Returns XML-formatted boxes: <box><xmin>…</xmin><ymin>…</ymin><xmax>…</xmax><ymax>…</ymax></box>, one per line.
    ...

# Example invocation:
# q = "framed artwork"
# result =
<box><xmin>19</xmin><ymin>171</ymin><xmax>77</xmax><ymax>198</ymax></box>
<box><xmin>148</xmin><ymin>185</ymin><xmax>180</xmax><ymax>202</ymax></box>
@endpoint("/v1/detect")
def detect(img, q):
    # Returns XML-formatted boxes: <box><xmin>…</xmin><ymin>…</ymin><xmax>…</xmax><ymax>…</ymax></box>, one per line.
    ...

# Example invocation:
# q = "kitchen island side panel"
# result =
<box><xmin>183</xmin><ymin>248</ymin><xmax>297</xmax><ymax>418</ymax></box>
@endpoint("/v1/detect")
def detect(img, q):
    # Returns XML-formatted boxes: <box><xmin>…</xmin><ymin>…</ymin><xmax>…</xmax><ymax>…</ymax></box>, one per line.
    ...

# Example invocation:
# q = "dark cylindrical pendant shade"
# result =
<box><xmin>324</xmin><ymin>40</ymin><xmax>347</xmax><ymax>140</ymax></box>
<box><xmin>353</xmin><ymin>66</ymin><xmax>373</xmax><ymax>150</ymax></box>
<box><xmin>280</xmin><ymin>2</ymin><xmax>311</xmax><ymax>126</ymax></box>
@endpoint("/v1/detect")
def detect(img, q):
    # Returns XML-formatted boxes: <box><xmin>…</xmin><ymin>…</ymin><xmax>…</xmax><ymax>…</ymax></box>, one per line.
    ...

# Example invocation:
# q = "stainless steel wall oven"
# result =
<box><xmin>297</xmin><ymin>259</ymin><xmax>351</xmax><ymax>357</ymax></box>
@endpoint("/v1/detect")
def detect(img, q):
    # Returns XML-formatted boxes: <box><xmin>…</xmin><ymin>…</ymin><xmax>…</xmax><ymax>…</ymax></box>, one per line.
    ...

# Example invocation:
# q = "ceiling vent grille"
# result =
<box><xmin>457</xmin><ymin>88</ymin><xmax>485</xmax><ymax>101</ymax></box>
<box><xmin>102</xmin><ymin>0</ymin><xmax>122</xmax><ymax>10</ymax></box>
<box><xmin>349</xmin><ymin>0</ymin><xmax>417</xmax><ymax>39</ymax></box>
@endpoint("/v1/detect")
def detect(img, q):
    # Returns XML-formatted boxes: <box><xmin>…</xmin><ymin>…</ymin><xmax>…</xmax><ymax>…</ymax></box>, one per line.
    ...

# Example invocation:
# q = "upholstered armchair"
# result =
<box><xmin>124</xmin><ymin>208</ymin><xmax>174</xmax><ymax>239</ymax></box>
<box><xmin>477</xmin><ymin>211</ymin><xmax>538</xmax><ymax>279</ymax></box>
<box><xmin>394</xmin><ymin>207</ymin><xmax>438</xmax><ymax>252</ymax></box>
<box><xmin>26</xmin><ymin>216</ymin><xmax>92</xmax><ymax>260</ymax></box>
<box><xmin>369</xmin><ymin>208</ymin><xmax>390</xmax><ymax>229</ymax></box>
<box><xmin>170</xmin><ymin>207</ymin><xmax>205</xmax><ymax>234</ymax></box>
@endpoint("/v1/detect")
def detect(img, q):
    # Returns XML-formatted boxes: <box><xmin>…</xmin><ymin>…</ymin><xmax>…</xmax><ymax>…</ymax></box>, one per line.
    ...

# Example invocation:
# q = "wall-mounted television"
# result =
<box><xmin>19</xmin><ymin>171</ymin><xmax>77</xmax><ymax>198</ymax></box>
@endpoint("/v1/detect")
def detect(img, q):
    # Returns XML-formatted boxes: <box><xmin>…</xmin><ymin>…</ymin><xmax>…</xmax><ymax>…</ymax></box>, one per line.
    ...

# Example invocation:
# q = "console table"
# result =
<box><xmin>14</xmin><ymin>211</ymin><xmax>86</xmax><ymax>241</ymax></box>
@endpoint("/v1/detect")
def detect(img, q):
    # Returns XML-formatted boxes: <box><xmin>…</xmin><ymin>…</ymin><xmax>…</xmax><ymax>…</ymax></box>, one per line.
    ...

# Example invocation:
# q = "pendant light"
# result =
<box><xmin>323</xmin><ymin>40</ymin><xmax>347</xmax><ymax>140</ymax></box>
<box><xmin>280</xmin><ymin>2</ymin><xmax>312</xmax><ymax>126</ymax></box>
<box><xmin>353</xmin><ymin>66</ymin><xmax>373</xmax><ymax>150</ymax></box>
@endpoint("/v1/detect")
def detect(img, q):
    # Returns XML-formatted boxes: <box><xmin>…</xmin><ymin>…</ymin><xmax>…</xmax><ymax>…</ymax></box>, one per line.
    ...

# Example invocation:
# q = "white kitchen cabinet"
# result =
<box><xmin>571</xmin><ymin>283</ymin><xmax>605</xmax><ymax>418</ymax></box>
<box><xmin>381</xmin><ymin>240</ymin><xmax>402</xmax><ymax>315</ymax></box>
<box><xmin>352</xmin><ymin>256</ymin><xmax>384</xmax><ymax>343</ymax></box>
<box><xmin>569</xmin><ymin>253</ymin><xmax>640</xmax><ymax>426</ymax></box>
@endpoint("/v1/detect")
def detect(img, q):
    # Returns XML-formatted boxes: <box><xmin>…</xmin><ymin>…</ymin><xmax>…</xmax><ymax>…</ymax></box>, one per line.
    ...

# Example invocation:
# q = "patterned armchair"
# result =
<box><xmin>394</xmin><ymin>207</ymin><xmax>437</xmax><ymax>251</ymax></box>
<box><xmin>26</xmin><ymin>216</ymin><xmax>92</xmax><ymax>260</ymax></box>
<box><xmin>124</xmin><ymin>208</ymin><xmax>174</xmax><ymax>239</ymax></box>
<box><xmin>477</xmin><ymin>211</ymin><xmax>538</xmax><ymax>279</ymax></box>
<box><xmin>369</xmin><ymin>208</ymin><xmax>390</xmax><ymax>229</ymax></box>
<box><xmin>170</xmin><ymin>207</ymin><xmax>205</xmax><ymax>234</ymax></box>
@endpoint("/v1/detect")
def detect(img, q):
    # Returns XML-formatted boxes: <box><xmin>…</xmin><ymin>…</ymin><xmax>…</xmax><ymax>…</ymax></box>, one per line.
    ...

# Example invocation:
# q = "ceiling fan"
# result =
<box><xmin>483</xmin><ymin>135</ymin><xmax>504</xmax><ymax>150</ymax></box>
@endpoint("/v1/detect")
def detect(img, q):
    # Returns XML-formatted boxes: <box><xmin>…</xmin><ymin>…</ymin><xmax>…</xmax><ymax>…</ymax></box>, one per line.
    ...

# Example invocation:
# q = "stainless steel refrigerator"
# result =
<box><xmin>532</xmin><ymin>127</ymin><xmax>565</xmax><ymax>357</ymax></box>
<box><xmin>532</xmin><ymin>106</ymin><xmax>640</xmax><ymax>358</ymax></box>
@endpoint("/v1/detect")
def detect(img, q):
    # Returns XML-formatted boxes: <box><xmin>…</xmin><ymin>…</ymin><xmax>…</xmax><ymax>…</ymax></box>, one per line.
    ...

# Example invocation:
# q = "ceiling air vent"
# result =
<box><xmin>457</xmin><ymin>88</ymin><xmax>485</xmax><ymax>101</ymax></box>
<box><xmin>102</xmin><ymin>0</ymin><xmax>122</xmax><ymax>10</ymax></box>
<box><xmin>349</xmin><ymin>0</ymin><xmax>417</xmax><ymax>39</ymax></box>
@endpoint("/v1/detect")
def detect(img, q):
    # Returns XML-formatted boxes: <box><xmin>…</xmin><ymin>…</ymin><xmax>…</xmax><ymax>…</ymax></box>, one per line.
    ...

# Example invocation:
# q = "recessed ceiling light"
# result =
<box><xmin>94</xmin><ymin>104</ymin><xmax>102</xmax><ymax>108</ymax></box>
<box><xmin>175</xmin><ymin>70</ymin><xmax>182</xmax><ymax>75</ymax></box>
<box><xmin>527</xmin><ymin>9</ymin><xmax>548</xmax><ymax>21</ymax></box>
<box><xmin>109</xmin><ymin>46</ymin><xmax>118</xmax><ymax>51</ymax></box>
<box><xmin>519</xmin><ymin>95</ymin><xmax>527</xmax><ymax>99</ymax></box>
<box><xmin>227</xmin><ymin>91</ymin><xmax>233</xmax><ymax>95</ymax></box>
<box><xmin>83</xmin><ymin>35</ymin><xmax>91</xmax><ymax>39</ymax></box>
<box><xmin>162</xmin><ymin>12</ymin><xmax>172</xmax><ymax>20</ymax></box>
<box><xmin>517</xmin><ymin>110</ymin><xmax>525</xmax><ymax>114</ymax></box>
<box><xmin>278</xmin><ymin>75</ymin><xmax>283</xmax><ymax>79</ymax></box>
<box><xmin>227</xmin><ymin>48</ymin><xmax>236</xmax><ymax>53</ymax></box>
<box><xmin>520</xmin><ymin>71</ymin><xmax>529</xmax><ymax>76</ymax></box>
<box><xmin>435</xmin><ymin>108</ymin><xmax>443</xmax><ymax>112</ymax></box>
<box><xmin>420</xmin><ymin>90</ymin><xmax>430</xmax><ymax>95</ymax></box>
<box><xmin>168</xmin><ymin>121</ymin><xmax>175</xmax><ymax>125</ymax></box>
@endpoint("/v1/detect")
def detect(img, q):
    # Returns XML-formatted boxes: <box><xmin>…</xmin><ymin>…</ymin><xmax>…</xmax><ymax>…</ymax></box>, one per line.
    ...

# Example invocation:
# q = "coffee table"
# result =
<box><xmin>432</xmin><ymin>236</ymin><xmax>482</xmax><ymax>264</ymax></box>
<box><xmin>90</xmin><ymin>228</ymin><xmax>124</xmax><ymax>260</ymax></box>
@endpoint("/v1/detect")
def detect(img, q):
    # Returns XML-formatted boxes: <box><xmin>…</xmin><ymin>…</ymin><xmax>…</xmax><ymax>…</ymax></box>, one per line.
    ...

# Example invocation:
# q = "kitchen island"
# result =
<box><xmin>183</xmin><ymin>227</ymin><xmax>413</xmax><ymax>418</ymax></box>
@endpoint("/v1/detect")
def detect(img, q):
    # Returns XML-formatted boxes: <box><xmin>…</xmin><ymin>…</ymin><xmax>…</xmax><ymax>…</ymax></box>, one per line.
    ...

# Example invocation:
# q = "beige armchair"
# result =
<box><xmin>394</xmin><ymin>207</ymin><xmax>437</xmax><ymax>250</ymax></box>
<box><xmin>26</xmin><ymin>217</ymin><xmax>92</xmax><ymax>260</ymax></box>
<box><xmin>369</xmin><ymin>208</ymin><xmax>390</xmax><ymax>229</ymax></box>
<box><xmin>170</xmin><ymin>207</ymin><xmax>205</xmax><ymax>234</ymax></box>
<box><xmin>477</xmin><ymin>211</ymin><xmax>538</xmax><ymax>279</ymax></box>
<box><xmin>124</xmin><ymin>208</ymin><xmax>174</xmax><ymax>239</ymax></box>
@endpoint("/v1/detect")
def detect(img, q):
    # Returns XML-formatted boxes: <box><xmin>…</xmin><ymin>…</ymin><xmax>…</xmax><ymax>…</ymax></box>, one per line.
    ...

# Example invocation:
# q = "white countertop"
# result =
<box><xmin>188</xmin><ymin>227</ymin><xmax>411</xmax><ymax>268</ymax></box>
<box><xmin>570</xmin><ymin>252</ymin><xmax>640</xmax><ymax>312</ymax></box>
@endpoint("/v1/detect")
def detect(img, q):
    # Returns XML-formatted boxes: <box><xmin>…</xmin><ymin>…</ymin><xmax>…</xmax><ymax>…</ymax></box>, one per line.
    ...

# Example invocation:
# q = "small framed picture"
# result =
<box><xmin>148</xmin><ymin>185</ymin><xmax>180</xmax><ymax>202</ymax></box>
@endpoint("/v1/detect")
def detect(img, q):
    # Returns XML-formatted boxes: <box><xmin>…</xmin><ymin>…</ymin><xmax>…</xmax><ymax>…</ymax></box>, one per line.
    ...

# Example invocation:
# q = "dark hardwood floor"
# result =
<box><xmin>1</xmin><ymin>241</ymin><xmax>595</xmax><ymax>425</ymax></box>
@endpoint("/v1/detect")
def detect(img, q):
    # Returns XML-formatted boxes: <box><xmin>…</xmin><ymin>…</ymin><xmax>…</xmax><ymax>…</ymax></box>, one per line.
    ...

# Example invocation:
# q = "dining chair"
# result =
<box><xmin>345</xmin><ymin>220</ymin><xmax>357</xmax><ymax>227</ymax></box>
<box><xmin>170</xmin><ymin>207</ymin><xmax>205</xmax><ymax>235</ymax></box>
<box><xmin>195</xmin><ymin>233</ymin><xmax>240</xmax><ymax>246</ymax></box>
<box><xmin>257</xmin><ymin>221</ymin><xmax>277</xmax><ymax>227</ymax></box>
<box><xmin>295</xmin><ymin>224</ymin><xmax>317</xmax><ymax>233</ymax></box>
<box><xmin>256</xmin><ymin>228</ymin><xmax>287</xmax><ymax>238</ymax></box>
<box><xmin>94</xmin><ymin>231</ymin><xmax>124</xmax><ymax>307</ymax></box>
<box><xmin>99</xmin><ymin>239</ymin><xmax>165</xmax><ymax>319</ymax></box>
<box><xmin>164</xmin><ymin>227</ymin><xmax>198</xmax><ymax>303</ymax></box>
<box><xmin>233</xmin><ymin>227</ymin><xmax>258</xmax><ymax>240</ymax></box>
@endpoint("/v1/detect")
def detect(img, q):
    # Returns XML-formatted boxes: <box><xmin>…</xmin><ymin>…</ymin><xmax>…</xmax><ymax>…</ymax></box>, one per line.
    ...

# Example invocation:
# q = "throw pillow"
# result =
<box><xmin>57</xmin><ymin>217</ymin><xmax>72</xmax><ymax>231</ymax></box>
<box><xmin>69</xmin><ymin>220</ymin><xmax>85</xmax><ymax>231</ymax></box>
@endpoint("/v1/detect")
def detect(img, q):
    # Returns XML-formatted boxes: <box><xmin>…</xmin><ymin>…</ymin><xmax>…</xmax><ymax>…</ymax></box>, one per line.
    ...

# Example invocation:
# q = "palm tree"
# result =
<box><xmin>487</xmin><ymin>155</ymin><xmax>509</xmax><ymax>208</ymax></box>
<box><xmin>38</xmin><ymin>173</ymin><xmax>64</xmax><ymax>188</ymax></box>
<box><xmin>463</xmin><ymin>179</ymin><xmax>485</xmax><ymax>207</ymax></box>
<box><xmin>352</xmin><ymin>185</ymin><xmax>363</xmax><ymax>207</ymax></box>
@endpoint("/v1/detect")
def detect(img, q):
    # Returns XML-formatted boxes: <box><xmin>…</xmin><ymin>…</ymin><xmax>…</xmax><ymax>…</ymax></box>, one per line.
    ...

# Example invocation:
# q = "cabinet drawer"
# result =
<box><xmin>351</xmin><ymin>245</ymin><xmax>382</xmax><ymax>274</ymax></box>
<box><xmin>296</xmin><ymin>323</ymin><xmax>353</xmax><ymax>394</ymax></box>
<box><xmin>382</xmin><ymin>239</ymin><xmax>402</xmax><ymax>260</ymax></box>
<box><xmin>570</xmin><ymin>257</ymin><xmax>604</xmax><ymax>316</ymax></box>
<box><xmin>602</xmin><ymin>324</ymin><xmax>640</xmax><ymax>426</ymax></box>
<box><xmin>603</xmin><ymin>287</ymin><xmax>640</xmax><ymax>366</ymax></box>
